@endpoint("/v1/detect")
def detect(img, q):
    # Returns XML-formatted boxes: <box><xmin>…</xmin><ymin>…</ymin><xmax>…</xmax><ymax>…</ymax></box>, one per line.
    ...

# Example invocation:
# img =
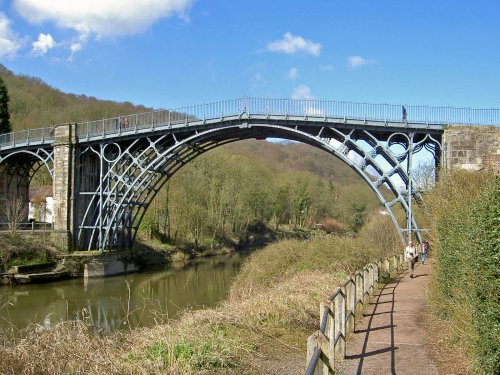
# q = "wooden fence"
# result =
<box><xmin>304</xmin><ymin>253</ymin><xmax>405</xmax><ymax>375</ymax></box>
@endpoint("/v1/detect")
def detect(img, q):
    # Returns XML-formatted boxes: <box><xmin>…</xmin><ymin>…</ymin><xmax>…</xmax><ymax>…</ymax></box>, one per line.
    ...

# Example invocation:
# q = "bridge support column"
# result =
<box><xmin>51</xmin><ymin>124</ymin><xmax>77</xmax><ymax>251</ymax></box>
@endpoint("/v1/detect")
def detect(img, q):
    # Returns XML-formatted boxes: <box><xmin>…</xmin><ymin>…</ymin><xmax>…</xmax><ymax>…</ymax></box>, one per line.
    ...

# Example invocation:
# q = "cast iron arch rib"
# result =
<box><xmin>75</xmin><ymin>118</ymin><xmax>441</xmax><ymax>250</ymax></box>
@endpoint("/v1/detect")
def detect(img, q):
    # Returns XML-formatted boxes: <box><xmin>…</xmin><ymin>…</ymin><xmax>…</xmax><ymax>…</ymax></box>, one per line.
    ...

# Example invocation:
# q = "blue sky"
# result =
<box><xmin>1</xmin><ymin>0</ymin><xmax>499</xmax><ymax>110</ymax></box>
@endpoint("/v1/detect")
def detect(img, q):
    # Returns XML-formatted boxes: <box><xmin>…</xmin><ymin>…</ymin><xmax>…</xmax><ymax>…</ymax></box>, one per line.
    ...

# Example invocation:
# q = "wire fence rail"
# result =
<box><xmin>304</xmin><ymin>252</ymin><xmax>405</xmax><ymax>375</ymax></box>
<box><xmin>1</xmin><ymin>97</ymin><xmax>499</xmax><ymax>149</ymax></box>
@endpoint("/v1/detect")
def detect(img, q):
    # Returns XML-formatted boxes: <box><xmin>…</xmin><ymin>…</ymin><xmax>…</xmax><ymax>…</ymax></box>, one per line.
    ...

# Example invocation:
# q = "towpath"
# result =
<box><xmin>339</xmin><ymin>262</ymin><xmax>438</xmax><ymax>375</ymax></box>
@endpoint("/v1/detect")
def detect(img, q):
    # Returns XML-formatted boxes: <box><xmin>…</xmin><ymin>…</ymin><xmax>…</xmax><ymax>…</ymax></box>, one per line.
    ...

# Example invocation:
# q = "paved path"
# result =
<box><xmin>339</xmin><ymin>262</ymin><xmax>438</xmax><ymax>375</ymax></box>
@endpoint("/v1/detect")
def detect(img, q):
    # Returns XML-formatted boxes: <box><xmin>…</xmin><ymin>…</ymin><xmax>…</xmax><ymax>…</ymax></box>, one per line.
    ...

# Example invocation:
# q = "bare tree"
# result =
<box><xmin>412</xmin><ymin>160</ymin><xmax>436</xmax><ymax>193</ymax></box>
<box><xmin>2</xmin><ymin>198</ymin><xmax>28</xmax><ymax>231</ymax></box>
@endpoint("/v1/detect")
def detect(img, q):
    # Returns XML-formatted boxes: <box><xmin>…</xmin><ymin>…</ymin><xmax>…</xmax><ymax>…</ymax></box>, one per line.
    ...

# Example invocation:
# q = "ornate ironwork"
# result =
<box><xmin>74</xmin><ymin>113</ymin><xmax>443</xmax><ymax>250</ymax></box>
<box><xmin>0</xmin><ymin>97</ymin><xmax>461</xmax><ymax>250</ymax></box>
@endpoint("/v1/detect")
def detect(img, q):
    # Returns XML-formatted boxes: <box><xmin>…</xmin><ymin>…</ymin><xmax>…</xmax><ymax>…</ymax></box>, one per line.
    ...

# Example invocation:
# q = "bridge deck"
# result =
<box><xmin>339</xmin><ymin>262</ymin><xmax>438</xmax><ymax>375</ymax></box>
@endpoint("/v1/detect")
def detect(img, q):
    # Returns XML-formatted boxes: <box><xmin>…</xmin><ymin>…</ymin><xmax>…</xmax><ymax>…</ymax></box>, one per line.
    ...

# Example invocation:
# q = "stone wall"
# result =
<box><xmin>443</xmin><ymin>126</ymin><xmax>500</xmax><ymax>173</ymax></box>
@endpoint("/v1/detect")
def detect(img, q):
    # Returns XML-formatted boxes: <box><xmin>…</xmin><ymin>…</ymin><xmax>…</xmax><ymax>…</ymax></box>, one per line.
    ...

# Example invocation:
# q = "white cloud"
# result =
<box><xmin>32</xmin><ymin>33</ymin><xmax>56</xmax><ymax>55</ymax></box>
<box><xmin>0</xmin><ymin>12</ymin><xmax>22</xmax><ymax>58</ymax></box>
<box><xmin>291</xmin><ymin>84</ymin><xmax>314</xmax><ymax>99</ymax></box>
<box><xmin>348</xmin><ymin>55</ymin><xmax>376</xmax><ymax>68</ymax></box>
<box><xmin>304</xmin><ymin>106</ymin><xmax>324</xmax><ymax>116</ymax></box>
<box><xmin>320</xmin><ymin>64</ymin><xmax>334</xmax><ymax>72</ymax></box>
<box><xmin>267</xmin><ymin>32</ymin><xmax>321</xmax><ymax>56</ymax></box>
<box><xmin>291</xmin><ymin>85</ymin><xmax>324</xmax><ymax>116</ymax></box>
<box><xmin>14</xmin><ymin>0</ymin><xmax>194</xmax><ymax>46</ymax></box>
<box><xmin>70</xmin><ymin>43</ymin><xmax>82</xmax><ymax>53</ymax></box>
<box><xmin>287</xmin><ymin>67</ymin><xmax>298</xmax><ymax>80</ymax></box>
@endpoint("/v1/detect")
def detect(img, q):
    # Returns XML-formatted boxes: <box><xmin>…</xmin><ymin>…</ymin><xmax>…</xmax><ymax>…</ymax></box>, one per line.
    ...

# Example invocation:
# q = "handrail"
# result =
<box><xmin>319</xmin><ymin>307</ymin><xmax>330</xmax><ymax>334</ymax></box>
<box><xmin>1</xmin><ymin>97</ymin><xmax>499</xmax><ymax>150</ymax></box>
<box><xmin>304</xmin><ymin>348</ymin><xmax>322</xmax><ymax>375</ymax></box>
<box><xmin>304</xmin><ymin>253</ymin><xmax>404</xmax><ymax>374</ymax></box>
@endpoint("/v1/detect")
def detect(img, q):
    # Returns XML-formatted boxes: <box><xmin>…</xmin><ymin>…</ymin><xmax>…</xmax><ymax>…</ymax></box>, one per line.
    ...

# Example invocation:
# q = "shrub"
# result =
<box><xmin>425</xmin><ymin>171</ymin><xmax>498</xmax><ymax>374</ymax></box>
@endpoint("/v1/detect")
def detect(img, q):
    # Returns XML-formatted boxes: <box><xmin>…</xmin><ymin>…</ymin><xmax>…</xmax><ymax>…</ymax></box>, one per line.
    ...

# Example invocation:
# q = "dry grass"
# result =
<box><xmin>424</xmin><ymin>310</ymin><xmax>470</xmax><ymax>375</ymax></box>
<box><xmin>0</xmin><ymin>219</ymin><xmax>402</xmax><ymax>375</ymax></box>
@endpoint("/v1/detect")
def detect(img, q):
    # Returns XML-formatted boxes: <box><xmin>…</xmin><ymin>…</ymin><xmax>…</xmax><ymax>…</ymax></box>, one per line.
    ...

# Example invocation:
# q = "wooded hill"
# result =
<box><xmin>1</xmin><ymin>64</ymin><xmax>381</xmax><ymax>248</ymax></box>
<box><xmin>0</xmin><ymin>64</ymin><xmax>150</xmax><ymax>130</ymax></box>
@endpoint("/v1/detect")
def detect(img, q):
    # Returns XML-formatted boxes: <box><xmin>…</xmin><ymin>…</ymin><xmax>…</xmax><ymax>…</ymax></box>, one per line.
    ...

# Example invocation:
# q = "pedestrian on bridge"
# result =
<box><xmin>405</xmin><ymin>240</ymin><xmax>417</xmax><ymax>278</ymax></box>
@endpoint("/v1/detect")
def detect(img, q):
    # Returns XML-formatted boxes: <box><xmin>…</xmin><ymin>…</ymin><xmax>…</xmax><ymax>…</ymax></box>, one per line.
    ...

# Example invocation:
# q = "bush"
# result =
<box><xmin>425</xmin><ymin>171</ymin><xmax>498</xmax><ymax>374</ymax></box>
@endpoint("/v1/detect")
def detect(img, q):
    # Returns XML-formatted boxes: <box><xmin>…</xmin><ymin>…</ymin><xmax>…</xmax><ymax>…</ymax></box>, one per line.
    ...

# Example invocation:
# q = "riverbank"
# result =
<box><xmin>0</xmin><ymin>214</ymin><xmax>402</xmax><ymax>374</ymax></box>
<box><xmin>0</xmin><ymin>226</ymin><xmax>310</xmax><ymax>285</ymax></box>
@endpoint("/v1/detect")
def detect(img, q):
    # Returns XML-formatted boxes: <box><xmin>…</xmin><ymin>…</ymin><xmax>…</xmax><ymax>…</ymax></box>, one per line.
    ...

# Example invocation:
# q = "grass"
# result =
<box><xmin>0</xmin><ymin>232</ymin><xmax>56</xmax><ymax>272</ymax></box>
<box><xmin>0</xmin><ymin>213</ymin><xmax>402</xmax><ymax>374</ymax></box>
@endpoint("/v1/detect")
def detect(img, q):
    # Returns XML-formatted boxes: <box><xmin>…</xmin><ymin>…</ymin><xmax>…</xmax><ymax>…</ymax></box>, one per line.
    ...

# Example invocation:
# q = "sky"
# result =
<box><xmin>1</xmin><ymin>0</ymin><xmax>500</xmax><ymax>110</ymax></box>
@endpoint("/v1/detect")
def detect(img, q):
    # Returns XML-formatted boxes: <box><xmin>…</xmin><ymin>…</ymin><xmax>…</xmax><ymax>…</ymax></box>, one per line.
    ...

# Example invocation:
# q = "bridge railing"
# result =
<box><xmin>1</xmin><ymin>97</ymin><xmax>499</xmax><ymax>148</ymax></box>
<box><xmin>304</xmin><ymin>252</ymin><xmax>405</xmax><ymax>374</ymax></box>
<box><xmin>75</xmin><ymin>97</ymin><xmax>500</xmax><ymax>140</ymax></box>
<box><xmin>0</xmin><ymin>127</ymin><xmax>54</xmax><ymax>148</ymax></box>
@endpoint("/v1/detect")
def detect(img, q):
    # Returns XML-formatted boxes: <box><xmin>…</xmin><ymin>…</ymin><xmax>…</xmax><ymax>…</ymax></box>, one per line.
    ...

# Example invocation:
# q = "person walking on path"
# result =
<box><xmin>405</xmin><ymin>240</ymin><xmax>417</xmax><ymax>278</ymax></box>
<box><xmin>420</xmin><ymin>240</ymin><xmax>429</xmax><ymax>265</ymax></box>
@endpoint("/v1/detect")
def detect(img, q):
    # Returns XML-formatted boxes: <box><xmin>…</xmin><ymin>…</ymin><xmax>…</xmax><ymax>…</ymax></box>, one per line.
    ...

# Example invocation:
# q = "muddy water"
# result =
<box><xmin>0</xmin><ymin>252</ymin><xmax>249</xmax><ymax>333</ymax></box>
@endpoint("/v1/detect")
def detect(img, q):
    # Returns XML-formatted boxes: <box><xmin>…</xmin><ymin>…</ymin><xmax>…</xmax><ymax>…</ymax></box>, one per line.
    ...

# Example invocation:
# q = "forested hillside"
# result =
<box><xmin>0</xmin><ymin>64</ymin><xmax>149</xmax><ymax>130</ymax></box>
<box><xmin>1</xmin><ymin>64</ymin><xmax>381</xmax><ymax>249</ymax></box>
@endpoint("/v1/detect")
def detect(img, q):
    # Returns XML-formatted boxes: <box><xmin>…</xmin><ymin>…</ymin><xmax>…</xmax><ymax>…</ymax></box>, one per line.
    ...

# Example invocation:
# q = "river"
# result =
<box><xmin>0</xmin><ymin>252</ymin><xmax>249</xmax><ymax>334</ymax></box>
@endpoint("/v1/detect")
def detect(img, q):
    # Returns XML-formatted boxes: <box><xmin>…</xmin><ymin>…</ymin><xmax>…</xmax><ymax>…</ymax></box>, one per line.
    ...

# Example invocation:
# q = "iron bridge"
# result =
<box><xmin>0</xmin><ymin>97</ymin><xmax>498</xmax><ymax>251</ymax></box>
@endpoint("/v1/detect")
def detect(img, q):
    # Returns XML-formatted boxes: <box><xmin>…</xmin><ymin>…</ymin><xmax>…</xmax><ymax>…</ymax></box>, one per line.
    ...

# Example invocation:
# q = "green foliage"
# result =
<box><xmin>426</xmin><ymin>171</ymin><xmax>499</xmax><ymax>374</ymax></box>
<box><xmin>140</xmin><ymin>327</ymin><xmax>241</xmax><ymax>371</ymax></box>
<box><xmin>349</xmin><ymin>201</ymin><xmax>367</xmax><ymax>233</ymax></box>
<box><xmin>0</xmin><ymin>76</ymin><xmax>11</xmax><ymax>133</ymax></box>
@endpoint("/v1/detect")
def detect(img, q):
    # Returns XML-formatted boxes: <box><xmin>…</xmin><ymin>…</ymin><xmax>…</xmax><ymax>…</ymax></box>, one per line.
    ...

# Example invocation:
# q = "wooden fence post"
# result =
<box><xmin>345</xmin><ymin>278</ymin><xmax>356</xmax><ymax>335</ymax></box>
<box><xmin>333</xmin><ymin>287</ymin><xmax>346</xmax><ymax>361</ymax></box>
<box><xmin>363</xmin><ymin>267</ymin><xmax>370</xmax><ymax>303</ymax></box>
<box><xmin>385</xmin><ymin>257</ymin><xmax>390</xmax><ymax>278</ymax></box>
<box><xmin>355</xmin><ymin>271</ymin><xmax>364</xmax><ymax>316</ymax></box>
<box><xmin>320</xmin><ymin>300</ymin><xmax>335</xmax><ymax>370</ymax></box>
<box><xmin>369</xmin><ymin>264</ymin><xmax>375</xmax><ymax>294</ymax></box>
<box><xmin>392</xmin><ymin>255</ymin><xmax>398</xmax><ymax>277</ymax></box>
<box><xmin>306</xmin><ymin>331</ymin><xmax>331</xmax><ymax>375</ymax></box>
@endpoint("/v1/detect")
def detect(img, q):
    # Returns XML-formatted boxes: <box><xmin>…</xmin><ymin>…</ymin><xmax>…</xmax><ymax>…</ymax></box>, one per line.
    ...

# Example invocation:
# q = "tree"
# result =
<box><xmin>0</xmin><ymin>77</ymin><xmax>11</xmax><ymax>133</ymax></box>
<box><xmin>349</xmin><ymin>201</ymin><xmax>367</xmax><ymax>233</ymax></box>
<box><xmin>2</xmin><ymin>198</ymin><xmax>27</xmax><ymax>232</ymax></box>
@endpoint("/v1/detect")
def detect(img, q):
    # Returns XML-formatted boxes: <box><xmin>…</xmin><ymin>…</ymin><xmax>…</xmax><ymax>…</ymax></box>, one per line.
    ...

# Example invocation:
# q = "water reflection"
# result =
<box><xmin>0</xmin><ymin>252</ymin><xmax>248</xmax><ymax>333</ymax></box>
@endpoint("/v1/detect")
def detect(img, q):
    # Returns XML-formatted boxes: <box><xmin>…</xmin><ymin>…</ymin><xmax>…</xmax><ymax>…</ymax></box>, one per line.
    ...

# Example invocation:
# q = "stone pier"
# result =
<box><xmin>443</xmin><ymin>126</ymin><xmax>500</xmax><ymax>173</ymax></box>
<box><xmin>51</xmin><ymin>123</ymin><xmax>77</xmax><ymax>251</ymax></box>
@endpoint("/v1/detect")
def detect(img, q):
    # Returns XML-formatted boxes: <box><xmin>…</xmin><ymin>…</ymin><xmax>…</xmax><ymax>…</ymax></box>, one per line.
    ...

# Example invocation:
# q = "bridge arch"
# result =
<box><xmin>76</xmin><ymin>118</ymin><xmax>440</xmax><ymax>250</ymax></box>
<box><xmin>0</xmin><ymin>148</ymin><xmax>54</xmax><ymax>226</ymax></box>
